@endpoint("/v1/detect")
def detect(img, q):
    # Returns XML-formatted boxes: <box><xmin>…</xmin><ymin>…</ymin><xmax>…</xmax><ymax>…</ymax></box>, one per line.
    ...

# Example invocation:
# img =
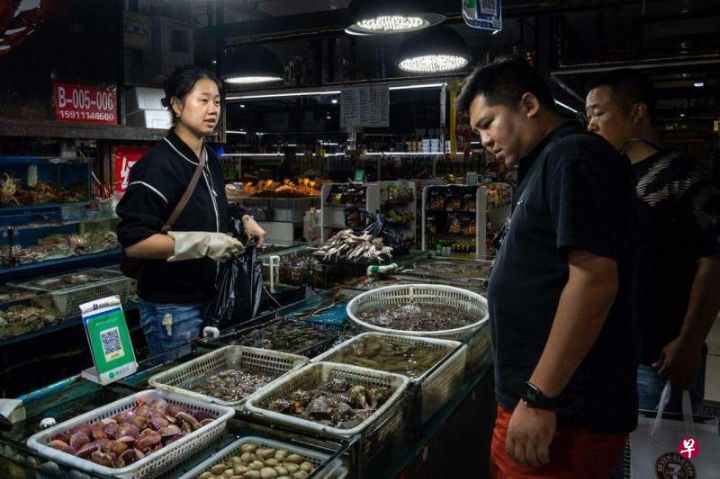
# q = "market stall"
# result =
<box><xmin>0</xmin><ymin>282</ymin><xmax>496</xmax><ymax>479</ymax></box>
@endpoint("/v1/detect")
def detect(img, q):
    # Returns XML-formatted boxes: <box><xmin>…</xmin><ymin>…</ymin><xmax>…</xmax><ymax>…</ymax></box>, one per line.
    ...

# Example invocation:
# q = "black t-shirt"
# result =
<box><xmin>633</xmin><ymin>148</ymin><xmax>720</xmax><ymax>365</ymax></box>
<box><xmin>487</xmin><ymin>122</ymin><xmax>640</xmax><ymax>433</ymax></box>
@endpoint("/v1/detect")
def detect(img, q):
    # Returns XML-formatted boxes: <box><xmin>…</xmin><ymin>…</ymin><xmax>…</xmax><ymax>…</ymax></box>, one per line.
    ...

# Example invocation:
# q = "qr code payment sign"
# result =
<box><xmin>100</xmin><ymin>326</ymin><xmax>124</xmax><ymax>362</ymax></box>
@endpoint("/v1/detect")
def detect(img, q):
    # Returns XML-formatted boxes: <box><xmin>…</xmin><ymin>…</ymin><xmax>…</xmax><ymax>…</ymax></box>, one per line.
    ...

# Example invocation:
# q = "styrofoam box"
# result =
<box><xmin>126</xmin><ymin>87</ymin><xmax>165</xmax><ymax>113</ymax></box>
<box><xmin>126</xmin><ymin>109</ymin><xmax>172</xmax><ymax>129</ymax></box>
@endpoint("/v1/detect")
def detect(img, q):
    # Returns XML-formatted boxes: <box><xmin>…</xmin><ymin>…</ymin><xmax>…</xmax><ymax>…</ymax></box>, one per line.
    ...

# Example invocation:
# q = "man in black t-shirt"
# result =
<box><xmin>586</xmin><ymin>69</ymin><xmax>720</xmax><ymax>413</ymax></box>
<box><xmin>458</xmin><ymin>58</ymin><xmax>639</xmax><ymax>478</ymax></box>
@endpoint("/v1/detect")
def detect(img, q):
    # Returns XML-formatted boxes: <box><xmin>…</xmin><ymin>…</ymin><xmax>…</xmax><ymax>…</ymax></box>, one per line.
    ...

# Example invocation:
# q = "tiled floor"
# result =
<box><xmin>704</xmin><ymin>314</ymin><xmax>720</xmax><ymax>403</ymax></box>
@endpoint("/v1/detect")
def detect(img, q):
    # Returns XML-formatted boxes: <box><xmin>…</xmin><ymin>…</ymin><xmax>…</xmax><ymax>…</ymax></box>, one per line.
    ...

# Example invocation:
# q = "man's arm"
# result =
<box><xmin>506</xmin><ymin>249</ymin><xmax>618</xmax><ymax>468</ymax></box>
<box><xmin>530</xmin><ymin>249</ymin><xmax>619</xmax><ymax>395</ymax></box>
<box><xmin>655</xmin><ymin>255</ymin><xmax>720</xmax><ymax>387</ymax></box>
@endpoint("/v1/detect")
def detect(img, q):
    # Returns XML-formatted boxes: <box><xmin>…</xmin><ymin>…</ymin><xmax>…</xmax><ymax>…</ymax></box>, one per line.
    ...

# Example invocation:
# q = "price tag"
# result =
<box><xmin>79</xmin><ymin>296</ymin><xmax>137</xmax><ymax>385</ymax></box>
<box><xmin>53</xmin><ymin>82</ymin><xmax>117</xmax><ymax>124</ymax></box>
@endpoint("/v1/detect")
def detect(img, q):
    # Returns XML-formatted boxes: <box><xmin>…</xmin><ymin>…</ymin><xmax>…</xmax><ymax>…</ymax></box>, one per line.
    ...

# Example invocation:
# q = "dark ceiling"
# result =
<box><xmin>188</xmin><ymin>0</ymin><xmax>719</xmax><ymax>136</ymax></box>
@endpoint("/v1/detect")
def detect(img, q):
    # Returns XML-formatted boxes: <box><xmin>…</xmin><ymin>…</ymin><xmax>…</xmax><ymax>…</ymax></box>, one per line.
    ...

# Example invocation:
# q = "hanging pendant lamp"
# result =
<box><xmin>397</xmin><ymin>26</ymin><xmax>470</xmax><ymax>73</ymax></box>
<box><xmin>345</xmin><ymin>0</ymin><xmax>446</xmax><ymax>36</ymax></box>
<box><xmin>221</xmin><ymin>45</ymin><xmax>284</xmax><ymax>85</ymax></box>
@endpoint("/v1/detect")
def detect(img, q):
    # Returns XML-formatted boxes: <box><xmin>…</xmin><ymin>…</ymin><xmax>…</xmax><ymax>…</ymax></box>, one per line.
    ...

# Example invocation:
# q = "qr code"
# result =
<box><xmin>100</xmin><ymin>327</ymin><xmax>124</xmax><ymax>361</ymax></box>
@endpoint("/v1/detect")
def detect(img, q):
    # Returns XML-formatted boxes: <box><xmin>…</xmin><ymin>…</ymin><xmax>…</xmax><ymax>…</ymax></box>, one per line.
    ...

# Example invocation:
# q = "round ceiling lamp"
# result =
<box><xmin>345</xmin><ymin>0</ymin><xmax>445</xmax><ymax>36</ymax></box>
<box><xmin>397</xmin><ymin>26</ymin><xmax>470</xmax><ymax>73</ymax></box>
<box><xmin>221</xmin><ymin>45</ymin><xmax>284</xmax><ymax>85</ymax></box>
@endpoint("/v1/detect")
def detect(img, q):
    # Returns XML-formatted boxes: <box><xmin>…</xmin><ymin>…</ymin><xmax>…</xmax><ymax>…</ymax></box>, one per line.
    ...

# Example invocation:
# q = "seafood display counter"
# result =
<box><xmin>0</xmin><ymin>287</ymin><xmax>496</xmax><ymax>478</ymax></box>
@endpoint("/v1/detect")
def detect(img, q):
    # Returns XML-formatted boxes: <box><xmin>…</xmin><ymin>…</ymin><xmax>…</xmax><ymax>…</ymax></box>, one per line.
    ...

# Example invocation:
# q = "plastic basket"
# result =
<box><xmin>178</xmin><ymin>436</ymin><xmax>342</xmax><ymax>479</ymax></box>
<box><xmin>465</xmin><ymin>322</ymin><xmax>493</xmax><ymax>372</ymax></box>
<box><xmin>26</xmin><ymin>390</ymin><xmax>235</xmax><ymax>479</ymax></box>
<box><xmin>245</xmin><ymin>362</ymin><xmax>409</xmax><ymax>458</ymax></box>
<box><xmin>313</xmin><ymin>333</ymin><xmax>466</xmax><ymax>424</ymax></box>
<box><xmin>346</xmin><ymin>284</ymin><xmax>488</xmax><ymax>341</ymax></box>
<box><xmin>148</xmin><ymin>345</ymin><xmax>308</xmax><ymax>408</ymax></box>
<box><xmin>12</xmin><ymin>271</ymin><xmax>133</xmax><ymax>317</ymax></box>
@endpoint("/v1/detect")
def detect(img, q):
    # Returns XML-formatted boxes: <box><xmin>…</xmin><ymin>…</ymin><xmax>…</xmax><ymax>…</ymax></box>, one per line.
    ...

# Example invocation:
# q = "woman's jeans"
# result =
<box><xmin>138</xmin><ymin>299</ymin><xmax>207</xmax><ymax>361</ymax></box>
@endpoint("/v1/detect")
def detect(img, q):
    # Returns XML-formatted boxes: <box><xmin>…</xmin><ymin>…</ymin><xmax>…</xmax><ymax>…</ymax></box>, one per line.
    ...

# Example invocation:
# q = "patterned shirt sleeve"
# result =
<box><xmin>685</xmin><ymin>171</ymin><xmax>720</xmax><ymax>258</ymax></box>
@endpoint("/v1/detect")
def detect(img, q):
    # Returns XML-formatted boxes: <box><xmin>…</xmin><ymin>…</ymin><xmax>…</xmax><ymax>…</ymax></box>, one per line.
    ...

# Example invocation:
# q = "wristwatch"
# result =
<box><xmin>521</xmin><ymin>382</ymin><xmax>561</xmax><ymax>411</ymax></box>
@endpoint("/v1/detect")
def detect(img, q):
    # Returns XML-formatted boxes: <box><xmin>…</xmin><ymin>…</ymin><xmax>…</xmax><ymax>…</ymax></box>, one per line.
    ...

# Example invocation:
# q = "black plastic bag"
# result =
<box><xmin>205</xmin><ymin>238</ymin><xmax>263</xmax><ymax>329</ymax></box>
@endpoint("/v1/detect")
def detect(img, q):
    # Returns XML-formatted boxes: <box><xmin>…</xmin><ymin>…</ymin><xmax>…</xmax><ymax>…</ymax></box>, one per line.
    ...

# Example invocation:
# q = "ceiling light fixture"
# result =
<box><xmin>693</xmin><ymin>81</ymin><xmax>704</xmax><ymax>88</ymax></box>
<box><xmin>221</xmin><ymin>45</ymin><xmax>284</xmax><ymax>85</ymax></box>
<box><xmin>397</xmin><ymin>26</ymin><xmax>470</xmax><ymax>73</ymax></box>
<box><xmin>345</xmin><ymin>0</ymin><xmax>445</xmax><ymax>36</ymax></box>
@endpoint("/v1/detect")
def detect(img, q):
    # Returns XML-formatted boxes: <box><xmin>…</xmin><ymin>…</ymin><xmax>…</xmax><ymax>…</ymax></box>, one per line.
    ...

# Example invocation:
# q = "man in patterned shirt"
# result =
<box><xmin>585</xmin><ymin>69</ymin><xmax>720</xmax><ymax>412</ymax></box>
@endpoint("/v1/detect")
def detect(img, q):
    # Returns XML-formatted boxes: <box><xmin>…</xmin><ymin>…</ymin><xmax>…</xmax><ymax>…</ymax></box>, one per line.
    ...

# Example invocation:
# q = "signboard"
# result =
<box><xmin>340</xmin><ymin>86</ymin><xmax>389</xmax><ymax>128</ymax></box>
<box><xmin>114</xmin><ymin>145</ymin><xmax>148</xmax><ymax>193</ymax></box>
<box><xmin>80</xmin><ymin>296</ymin><xmax>137</xmax><ymax>385</ymax></box>
<box><xmin>53</xmin><ymin>81</ymin><xmax>117</xmax><ymax>124</ymax></box>
<box><xmin>463</xmin><ymin>0</ymin><xmax>503</xmax><ymax>31</ymax></box>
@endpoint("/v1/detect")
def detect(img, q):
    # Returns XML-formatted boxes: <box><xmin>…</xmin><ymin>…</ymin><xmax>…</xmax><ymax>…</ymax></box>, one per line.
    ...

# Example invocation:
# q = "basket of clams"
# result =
<box><xmin>26</xmin><ymin>390</ymin><xmax>235</xmax><ymax>479</ymax></box>
<box><xmin>245</xmin><ymin>362</ymin><xmax>409</xmax><ymax>459</ymax></box>
<box><xmin>149</xmin><ymin>346</ymin><xmax>308</xmax><ymax>409</ymax></box>
<box><xmin>179</xmin><ymin>436</ymin><xmax>344</xmax><ymax>479</ymax></box>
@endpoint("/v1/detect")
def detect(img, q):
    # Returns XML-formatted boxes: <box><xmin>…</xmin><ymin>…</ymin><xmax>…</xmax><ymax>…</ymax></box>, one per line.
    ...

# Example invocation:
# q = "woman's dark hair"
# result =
<box><xmin>161</xmin><ymin>65</ymin><xmax>222</xmax><ymax>111</ymax></box>
<box><xmin>457</xmin><ymin>56</ymin><xmax>556</xmax><ymax>113</ymax></box>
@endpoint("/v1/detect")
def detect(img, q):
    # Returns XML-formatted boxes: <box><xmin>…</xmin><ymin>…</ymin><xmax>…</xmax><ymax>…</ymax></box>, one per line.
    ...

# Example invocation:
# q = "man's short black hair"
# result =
<box><xmin>456</xmin><ymin>56</ymin><xmax>556</xmax><ymax>113</ymax></box>
<box><xmin>586</xmin><ymin>69</ymin><xmax>656</xmax><ymax>119</ymax></box>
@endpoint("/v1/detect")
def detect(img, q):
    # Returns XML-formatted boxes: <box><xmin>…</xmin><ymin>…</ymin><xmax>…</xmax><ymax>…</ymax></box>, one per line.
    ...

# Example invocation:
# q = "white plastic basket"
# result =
<box><xmin>313</xmin><ymin>333</ymin><xmax>466</xmax><ymax>424</ymax></box>
<box><xmin>346</xmin><ymin>284</ymin><xmax>488</xmax><ymax>341</ymax></box>
<box><xmin>245</xmin><ymin>362</ymin><xmax>409</xmax><ymax>457</ymax></box>
<box><xmin>12</xmin><ymin>272</ymin><xmax>133</xmax><ymax>317</ymax></box>
<box><xmin>178</xmin><ymin>436</ymin><xmax>342</xmax><ymax>479</ymax></box>
<box><xmin>148</xmin><ymin>345</ymin><xmax>308</xmax><ymax>408</ymax></box>
<box><xmin>26</xmin><ymin>390</ymin><xmax>235</xmax><ymax>479</ymax></box>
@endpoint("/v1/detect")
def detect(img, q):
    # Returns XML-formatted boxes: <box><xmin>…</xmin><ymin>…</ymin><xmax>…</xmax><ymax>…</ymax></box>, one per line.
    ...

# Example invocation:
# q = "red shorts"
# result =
<box><xmin>491</xmin><ymin>405</ymin><xmax>627</xmax><ymax>479</ymax></box>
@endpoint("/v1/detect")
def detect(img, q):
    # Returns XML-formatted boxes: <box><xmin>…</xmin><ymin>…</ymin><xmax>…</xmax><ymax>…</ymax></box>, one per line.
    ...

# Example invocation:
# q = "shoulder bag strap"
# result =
<box><xmin>161</xmin><ymin>146</ymin><xmax>207</xmax><ymax>233</ymax></box>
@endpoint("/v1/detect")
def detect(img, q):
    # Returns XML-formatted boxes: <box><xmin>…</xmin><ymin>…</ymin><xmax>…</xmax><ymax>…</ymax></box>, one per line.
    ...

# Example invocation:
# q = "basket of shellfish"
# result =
<box><xmin>245</xmin><ymin>362</ymin><xmax>409</xmax><ymax>458</ymax></box>
<box><xmin>313</xmin><ymin>333</ymin><xmax>466</xmax><ymax>425</ymax></box>
<box><xmin>26</xmin><ymin>389</ymin><xmax>235</xmax><ymax>479</ymax></box>
<box><xmin>148</xmin><ymin>345</ymin><xmax>308</xmax><ymax>409</ymax></box>
<box><xmin>178</xmin><ymin>436</ymin><xmax>344</xmax><ymax>479</ymax></box>
<box><xmin>346</xmin><ymin>284</ymin><xmax>488</xmax><ymax>341</ymax></box>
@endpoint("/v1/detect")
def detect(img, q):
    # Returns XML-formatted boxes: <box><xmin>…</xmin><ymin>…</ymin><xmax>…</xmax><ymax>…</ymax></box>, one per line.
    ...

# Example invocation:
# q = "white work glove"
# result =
<box><xmin>167</xmin><ymin>231</ymin><xmax>244</xmax><ymax>262</ymax></box>
<box><xmin>202</xmin><ymin>326</ymin><xmax>220</xmax><ymax>339</ymax></box>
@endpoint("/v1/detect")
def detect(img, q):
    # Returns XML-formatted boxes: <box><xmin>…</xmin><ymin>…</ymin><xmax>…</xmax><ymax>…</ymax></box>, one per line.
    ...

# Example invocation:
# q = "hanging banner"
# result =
<box><xmin>463</xmin><ymin>0</ymin><xmax>502</xmax><ymax>31</ymax></box>
<box><xmin>114</xmin><ymin>145</ymin><xmax>148</xmax><ymax>193</ymax></box>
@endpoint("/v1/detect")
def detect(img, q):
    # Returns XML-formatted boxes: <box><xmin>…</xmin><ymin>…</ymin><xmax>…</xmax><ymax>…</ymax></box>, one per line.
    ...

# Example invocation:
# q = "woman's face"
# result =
<box><xmin>172</xmin><ymin>78</ymin><xmax>221</xmax><ymax>137</ymax></box>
